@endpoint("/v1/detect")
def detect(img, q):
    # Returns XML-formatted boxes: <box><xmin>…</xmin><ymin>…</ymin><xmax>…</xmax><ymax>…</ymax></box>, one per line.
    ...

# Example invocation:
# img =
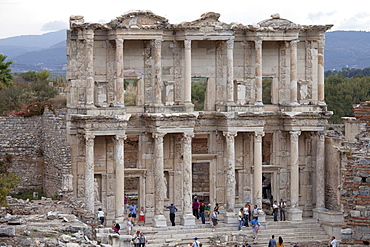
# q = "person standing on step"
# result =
<box><xmin>279</xmin><ymin>199</ymin><xmax>286</xmax><ymax>221</ymax></box>
<box><xmin>132</xmin><ymin>230</ymin><xmax>141</xmax><ymax>247</ymax></box>
<box><xmin>243</xmin><ymin>203</ymin><xmax>249</xmax><ymax>226</ymax></box>
<box><xmin>139</xmin><ymin>232</ymin><xmax>147</xmax><ymax>247</ymax></box>
<box><xmin>199</xmin><ymin>201</ymin><xmax>206</xmax><ymax>224</ymax></box>
<box><xmin>211</xmin><ymin>209</ymin><xmax>218</xmax><ymax>232</ymax></box>
<box><xmin>193</xmin><ymin>199</ymin><xmax>199</xmax><ymax>219</ymax></box>
<box><xmin>252</xmin><ymin>205</ymin><xmax>259</xmax><ymax>220</ymax></box>
<box><xmin>272</xmin><ymin>200</ymin><xmax>279</xmax><ymax>222</ymax></box>
<box><xmin>330</xmin><ymin>236</ymin><xmax>338</xmax><ymax>247</ymax></box>
<box><xmin>277</xmin><ymin>236</ymin><xmax>284</xmax><ymax>247</ymax></box>
<box><xmin>129</xmin><ymin>202</ymin><xmax>137</xmax><ymax>222</ymax></box>
<box><xmin>138</xmin><ymin>206</ymin><xmax>145</xmax><ymax>226</ymax></box>
<box><xmin>238</xmin><ymin>208</ymin><xmax>244</xmax><ymax>231</ymax></box>
<box><xmin>268</xmin><ymin>235</ymin><xmax>277</xmax><ymax>247</ymax></box>
<box><xmin>192</xmin><ymin>237</ymin><xmax>200</xmax><ymax>247</ymax></box>
<box><xmin>205</xmin><ymin>203</ymin><xmax>211</xmax><ymax>224</ymax></box>
<box><xmin>165</xmin><ymin>203</ymin><xmax>178</xmax><ymax>226</ymax></box>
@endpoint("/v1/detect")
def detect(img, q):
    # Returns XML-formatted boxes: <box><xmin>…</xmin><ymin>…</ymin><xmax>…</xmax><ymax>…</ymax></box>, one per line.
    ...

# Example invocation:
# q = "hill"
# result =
<box><xmin>0</xmin><ymin>30</ymin><xmax>370</xmax><ymax>74</ymax></box>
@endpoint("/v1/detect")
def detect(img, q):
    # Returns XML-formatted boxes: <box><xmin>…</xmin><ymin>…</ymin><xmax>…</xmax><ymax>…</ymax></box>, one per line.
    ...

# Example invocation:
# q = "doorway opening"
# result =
<box><xmin>192</xmin><ymin>162</ymin><xmax>210</xmax><ymax>203</ymax></box>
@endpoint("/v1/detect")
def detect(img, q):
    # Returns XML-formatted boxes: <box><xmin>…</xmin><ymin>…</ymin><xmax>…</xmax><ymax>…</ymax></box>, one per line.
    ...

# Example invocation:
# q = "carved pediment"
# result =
<box><xmin>177</xmin><ymin>12</ymin><xmax>229</xmax><ymax>29</ymax></box>
<box><xmin>109</xmin><ymin>10</ymin><xmax>169</xmax><ymax>29</ymax></box>
<box><xmin>258</xmin><ymin>13</ymin><xmax>299</xmax><ymax>30</ymax></box>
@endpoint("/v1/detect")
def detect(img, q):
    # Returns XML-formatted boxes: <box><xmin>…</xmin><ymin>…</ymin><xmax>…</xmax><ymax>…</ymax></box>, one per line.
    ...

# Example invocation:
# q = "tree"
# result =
<box><xmin>0</xmin><ymin>160</ymin><xmax>20</xmax><ymax>206</ymax></box>
<box><xmin>0</xmin><ymin>54</ymin><xmax>13</xmax><ymax>89</ymax></box>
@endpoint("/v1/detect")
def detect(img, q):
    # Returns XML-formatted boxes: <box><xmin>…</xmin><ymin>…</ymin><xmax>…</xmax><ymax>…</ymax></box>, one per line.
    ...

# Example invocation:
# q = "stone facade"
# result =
<box><xmin>66</xmin><ymin>10</ymin><xmax>334</xmax><ymax>227</ymax></box>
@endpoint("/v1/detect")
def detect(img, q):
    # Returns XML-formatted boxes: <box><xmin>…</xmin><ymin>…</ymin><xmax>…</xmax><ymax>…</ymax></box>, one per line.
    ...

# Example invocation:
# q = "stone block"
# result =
<box><xmin>0</xmin><ymin>226</ymin><xmax>15</xmax><ymax>237</ymax></box>
<box><xmin>341</xmin><ymin>228</ymin><xmax>352</xmax><ymax>235</ymax></box>
<box><xmin>350</xmin><ymin>210</ymin><xmax>361</xmax><ymax>217</ymax></box>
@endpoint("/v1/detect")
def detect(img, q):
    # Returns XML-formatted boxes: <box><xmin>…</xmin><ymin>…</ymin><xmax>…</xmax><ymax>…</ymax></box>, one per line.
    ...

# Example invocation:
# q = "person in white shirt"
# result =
<box><xmin>272</xmin><ymin>201</ymin><xmax>279</xmax><ymax>222</ymax></box>
<box><xmin>330</xmin><ymin>236</ymin><xmax>337</xmax><ymax>247</ymax></box>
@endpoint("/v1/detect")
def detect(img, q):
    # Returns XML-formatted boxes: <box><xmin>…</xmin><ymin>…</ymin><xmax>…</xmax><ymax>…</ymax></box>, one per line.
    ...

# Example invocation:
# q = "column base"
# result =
<box><xmin>313</xmin><ymin>207</ymin><xmax>327</xmax><ymax>220</ymax></box>
<box><xmin>109</xmin><ymin>234</ymin><xmax>132</xmax><ymax>247</ymax></box>
<box><xmin>257</xmin><ymin>210</ymin><xmax>266</xmax><ymax>223</ymax></box>
<box><xmin>153</xmin><ymin>214</ymin><xmax>167</xmax><ymax>228</ymax></box>
<box><xmin>287</xmin><ymin>207</ymin><xmax>303</xmax><ymax>221</ymax></box>
<box><xmin>224</xmin><ymin>211</ymin><xmax>238</xmax><ymax>224</ymax></box>
<box><xmin>181</xmin><ymin>213</ymin><xmax>196</xmax><ymax>226</ymax></box>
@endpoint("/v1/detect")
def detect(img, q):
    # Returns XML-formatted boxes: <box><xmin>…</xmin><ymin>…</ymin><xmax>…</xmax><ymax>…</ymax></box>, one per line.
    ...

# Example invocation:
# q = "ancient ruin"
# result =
<box><xmin>66</xmin><ymin>10</ymin><xmax>334</xmax><ymax>228</ymax></box>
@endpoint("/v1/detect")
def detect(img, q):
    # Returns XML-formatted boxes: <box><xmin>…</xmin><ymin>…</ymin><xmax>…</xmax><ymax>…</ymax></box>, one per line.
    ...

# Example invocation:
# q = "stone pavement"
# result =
<box><xmin>97</xmin><ymin>216</ymin><xmax>331</xmax><ymax>247</ymax></box>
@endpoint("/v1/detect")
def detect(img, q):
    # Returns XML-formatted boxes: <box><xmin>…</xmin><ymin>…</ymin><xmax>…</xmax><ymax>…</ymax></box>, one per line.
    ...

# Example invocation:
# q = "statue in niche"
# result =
<box><xmin>94</xmin><ymin>178</ymin><xmax>101</xmax><ymax>202</ymax></box>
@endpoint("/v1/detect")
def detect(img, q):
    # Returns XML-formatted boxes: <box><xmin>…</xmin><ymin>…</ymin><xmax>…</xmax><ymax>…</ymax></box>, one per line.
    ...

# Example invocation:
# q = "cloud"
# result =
<box><xmin>41</xmin><ymin>21</ymin><xmax>68</xmax><ymax>31</ymax></box>
<box><xmin>307</xmin><ymin>11</ymin><xmax>336</xmax><ymax>21</ymax></box>
<box><xmin>336</xmin><ymin>12</ymin><xmax>370</xmax><ymax>30</ymax></box>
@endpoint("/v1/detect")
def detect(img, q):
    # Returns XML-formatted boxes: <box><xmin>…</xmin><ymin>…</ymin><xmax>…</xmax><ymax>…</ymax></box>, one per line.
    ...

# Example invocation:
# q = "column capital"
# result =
<box><xmin>152</xmin><ymin>132</ymin><xmax>166</xmax><ymax>140</ymax></box>
<box><xmin>227</xmin><ymin>37</ymin><xmax>234</xmax><ymax>49</ymax></box>
<box><xmin>183</xmin><ymin>132</ymin><xmax>194</xmax><ymax>142</ymax></box>
<box><xmin>289</xmin><ymin>131</ymin><xmax>301</xmax><ymax>142</ymax></box>
<box><xmin>184</xmin><ymin>39</ymin><xmax>192</xmax><ymax>49</ymax></box>
<box><xmin>290</xmin><ymin>39</ymin><xmax>299</xmax><ymax>47</ymax></box>
<box><xmin>254</xmin><ymin>39</ymin><xmax>262</xmax><ymax>46</ymax></box>
<box><xmin>318</xmin><ymin>131</ymin><xmax>325</xmax><ymax>141</ymax></box>
<box><xmin>113</xmin><ymin>134</ymin><xmax>127</xmax><ymax>145</ymax></box>
<box><xmin>115</xmin><ymin>38</ymin><xmax>124</xmax><ymax>46</ymax></box>
<box><xmin>254</xmin><ymin>131</ymin><xmax>265</xmax><ymax>142</ymax></box>
<box><xmin>154</xmin><ymin>39</ymin><xmax>163</xmax><ymax>48</ymax></box>
<box><xmin>85</xmin><ymin>133</ymin><xmax>95</xmax><ymax>146</ymax></box>
<box><xmin>223</xmin><ymin>131</ymin><xmax>237</xmax><ymax>141</ymax></box>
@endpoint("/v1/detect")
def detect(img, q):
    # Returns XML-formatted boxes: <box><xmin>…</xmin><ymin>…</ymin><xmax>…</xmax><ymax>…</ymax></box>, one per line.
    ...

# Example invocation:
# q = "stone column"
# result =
<box><xmin>254</xmin><ymin>40</ymin><xmax>263</xmax><ymax>105</ymax></box>
<box><xmin>152</xmin><ymin>132</ymin><xmax>167</xmax><ymax>227</ymax></box>
<box><xmin>184</xmin><ymin>40</ymin><xmax>192</xmax><ymax>104</ymax></box>
<box><xmin>115</xmin><ymin>38</ymin><xmax>125</xmax><ymax>106</ymax></box>
<box><xmin>114</xmin><ymin>134</ymin><xmax>126</xmax><ymax>218</ymax></box>
<box><xmin>290</xmin><ymin>40</ymin><xmax>299</xmax><ymax>105</ymax></box>
<box><xmin>85</xmin><ymin>133</ymin><xmax>95</xmax><ymax>212</ymax></box>
<box><xmin>315</xmin><ymin>132</ymin><xmax>325</xmax><ymax>209</ymax></box>
<box><xmin>181</xmin><ymin>132</ymin><xmax>196</xmax><ymax>226</ymax></box>
<box><xmin>253</xmin><ymin>131</ymin><xmax>265</xmax><ymax>222</ymax></box>
<box><xmin>317</xmin><ymin>39</ymin><xmax>325</xmax><ymax>104</ymax></box>
<box><xmin>154</xmin><ymin>39</ymin><xmax>163</xmax><ymax>105</ymax></box>
<box><xmin>85</xmin><ymin>29</ymin><xmax>95</xmax><ymax>107</ymax></box>
<box><xmin>288</xmin><ymin>130</ymin><xmax>302</xmax><ymax>221</ymax></box>
<box><xmin>226</xmin><ymin>38</ymin><xmax>234</xmax><ymax>104</ymax></box>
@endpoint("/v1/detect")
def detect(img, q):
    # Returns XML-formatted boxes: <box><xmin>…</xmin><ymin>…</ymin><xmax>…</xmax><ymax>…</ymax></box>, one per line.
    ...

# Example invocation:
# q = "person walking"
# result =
<box><xmin>238</xmin><ymin>208</ymin><xmax>244</xmax><ymax>231</ymax></box>
<box><xmin>251</xmin><ymin>217</ymin><xmax>260</xmax><ymax>244</ymax></box>
<box><xmin>165</xmin><ymin>203</ymin><xmax>178</xmax><ymax>226</ymax></box>
<box><xmin>272</xmin><ymin>200</ymin><xmax>279</xmax><ymax>222</ymax></box>
<box><xmin>97</xmin><ymin>208</ymin><xmax>105</xmax><ymax>226</ymax></box>
<box><xmin>277</xmin><ymin>236</ymin><xmax>284</xmax><ymax>247</ymax></box>
<box><xmin>268</xmin><ymin>235</ymin><xmax>277</xmax><ymax>247</ymax></box>
<box><xmin>211</xmin><ymin>209</ymin><xmax>218</xmax><ymax>232</ymax></box>
<box><xmin>279</xmin><ymin>199</ymin><xmax>286</xmax><ymax>221</ymax></box>
<box><xmin>124</xmin><ymin>213</ymin><xmax>134</xmax><ymax>235</ymax></box>
<box><xmin>205</xmin><ymin>203</ymin><xmax>211</xmax><ymax>224</ymax></box>
<box><xmin>129</xmin><ymin>202</ymin><xmax>137</xmax><ymax>221</ymax></box>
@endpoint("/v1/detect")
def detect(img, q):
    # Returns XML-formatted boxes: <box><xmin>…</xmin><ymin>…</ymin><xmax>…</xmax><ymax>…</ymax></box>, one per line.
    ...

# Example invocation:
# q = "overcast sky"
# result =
<box><xmin>0</xmin><ymin>0</ymin><xmax>369</xmax><ymax>39</ymax></box>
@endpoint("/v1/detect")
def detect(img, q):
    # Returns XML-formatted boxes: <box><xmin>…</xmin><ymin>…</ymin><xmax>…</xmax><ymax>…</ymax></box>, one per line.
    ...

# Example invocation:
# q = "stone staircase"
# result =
<box><xmin>96</xmin><ymin>216</ymin><xmax>331</xmax><ymax>247</ymax></box>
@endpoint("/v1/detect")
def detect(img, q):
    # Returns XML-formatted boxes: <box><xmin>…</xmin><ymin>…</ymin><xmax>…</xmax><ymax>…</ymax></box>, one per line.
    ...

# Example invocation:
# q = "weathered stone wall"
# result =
<box><xmin>0</xmin><ymin>109</ymin><xmax>71</xmax><ymax>197</ymax></box>
<box><xmin>0</xmin><ymin>115</ymin><xmax>44</xmax><ymax>191</ymax></box>
<box><xmin>41</xmin><ymin>109</ymin><xmax>71</xmax><ymax>197</ymax></box>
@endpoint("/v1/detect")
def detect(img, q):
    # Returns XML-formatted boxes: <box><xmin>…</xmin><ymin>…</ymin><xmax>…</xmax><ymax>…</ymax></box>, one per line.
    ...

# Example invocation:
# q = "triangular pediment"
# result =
<box><xmin>258</xmin><ymin>13</ymin><xmax>298</xmax><ymax>29</ymax></box>
<box><xmin>109</xmin><ymin>10</ymin><xmax>169</xmax><ymax>28</ymax></box>
<box><xmin>178</xmin><ymin>12</ymin><xmax>229</xmax><ymax>29</ymax></box>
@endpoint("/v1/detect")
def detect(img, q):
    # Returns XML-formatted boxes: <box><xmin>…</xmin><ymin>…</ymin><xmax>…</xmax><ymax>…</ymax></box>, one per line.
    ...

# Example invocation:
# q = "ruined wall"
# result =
<box><xmin>0</xmin><ymin>110</ymin><xmax>71</xmax><ymax>197</ymax></box>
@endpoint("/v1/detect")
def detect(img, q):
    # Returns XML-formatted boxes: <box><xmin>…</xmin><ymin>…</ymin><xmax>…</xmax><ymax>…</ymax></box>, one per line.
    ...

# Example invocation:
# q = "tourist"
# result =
<box><xmin>268</xmin><ymin>235</ymin><xmax>277</xmax><ymax>247</ymax></box>
<box><xmin>138</xmin><ymin>206</ymin><xmax>145</xmax><ymax>226</ymax></box>
<box><xmin>113</xmin><ymin>222</ymin><xmax>120</xmax><ymax>235</ymax></box>
<box><xmin>214</xmin><ymin>203</ymin><xmax>220</xmax><ymax>214</ymax></box>
<box><xmin>129</xmin><ymin>202</ymin><xmax>137</xmax><ymax>220</ymax></box>
<box><xmin>124</xmin><ymin>213</ymin><xmax>134</xmax><ymax>235</ymax></box>
<box><xmin>293</xmin><ymin>243</ymin><xmax>299</xmax><ymax>247</ymax></box>
<box><xmin>139</xmin><ymin>232</ymin><xmax>147</xmax><ymax>247</ymax></box>
<box><xmin>199</xmin><ymin>201</ymin><xmax>206</xmax><ymax>224</ymax></box>
<box><xmin>277</xmin><ymin>236</ymin><xmax>284</xmax><ymax>247</ymax></box>
<box><xmin>192</xmin><ymin>237</ymin><xmax>201</xmax><ymax>247</ymax></box>
<box><xmin>165</xmin><ymin>203</ymin><xmax>178</xmax><ymax>226</ymax></box>
<box><xmin>132</xmin><ymin>230</ymin><xmax>141</xmax><ymax>247</ymax></box>
<box><xmin>242</xmin><ymin>242</ymin><xmax>252</xmax><ymax>247</ymax></box>
<box><xmin>205</xmin><ymin>203</ymin><xmax>211</xmax><ymax>224</ymax></box>
<box><xmin>252</xmin><ymin>205</ymin><xmax>259</xmax><ymax>220</ymax></box>
<box><xmin>272</xmin><ymin>200</ymin><xmax>279</xmax><ymax>222</ymax></box>
<box><xmin>211</xmin><ymin>209</ymin><xmax>218</xmax><ymax>232</ymax></box>
<box><xmin>97</xmin><ymin>208</ymin><xmax>105</xmax><ymax>226</ymax></box>
<box><xmin>279</xmin><ymin>199</ymin><xmax>286</xmax><ymax>221</ymax></box>
<box><xmin>238</xmin><ymin>208</ymin><xmax>244</xmax><ymax>231</ymax></box>
<box><xmin>251</xmin><ymin>217</ymin><xmax>260</xmax><ymax>244</ymax></box>
<box><xmin>329</xmin><ymin>236</ymin><xmax>337</xmax><ymax>247</ymax></box>
<box><xmin>193</xmin><ymin>199</ymin><xmax>199</xmax><ymax>219</ymax></box>
<box><xmin>243</xmin><ymin>203</ymin><xmax>249</xmax><ymax>226</ymax></box>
